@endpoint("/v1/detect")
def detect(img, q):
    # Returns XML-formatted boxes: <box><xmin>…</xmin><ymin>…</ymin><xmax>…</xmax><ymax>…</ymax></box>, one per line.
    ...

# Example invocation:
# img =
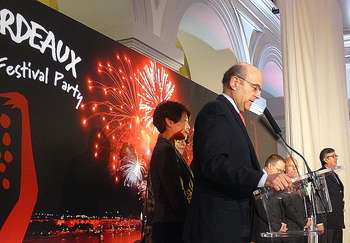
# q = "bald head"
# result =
<box><xmin>222</xmin><ymin>63</ymin><xmax>262</xmax><ymax>86</ymax></box>
<box><xmin>222</xmin><ymin>63</ymin><xmax>263</xmax><ymax>112</ymax></box>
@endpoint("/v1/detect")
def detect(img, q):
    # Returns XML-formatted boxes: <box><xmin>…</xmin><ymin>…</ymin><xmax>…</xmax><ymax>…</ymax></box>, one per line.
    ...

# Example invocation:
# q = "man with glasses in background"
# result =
<box><xmin>318</xmin><ymin>148</ymin><xmax>344</xmax><ymax>243</ymax></box>
<box><xmin>252</xmin><ymin>154</ymin><xmax>288</xmax><ymax>243</ymax></box>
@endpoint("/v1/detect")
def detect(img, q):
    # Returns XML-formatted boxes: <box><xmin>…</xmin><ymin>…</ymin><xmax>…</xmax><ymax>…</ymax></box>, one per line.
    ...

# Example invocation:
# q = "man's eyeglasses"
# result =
<box><xmin>270</xmin><ymin>163</ymin><xmax>285</xmax><ymax>173</ymax></box>
<box><xmin>235</xmin><ymin>76</ymin><xmax>261</xmax><ymax>93</ymax></box>
<box><xmin>326</xmin><ymin>154</ymin><xmax>338</xmax><ymax>159</ymax></box>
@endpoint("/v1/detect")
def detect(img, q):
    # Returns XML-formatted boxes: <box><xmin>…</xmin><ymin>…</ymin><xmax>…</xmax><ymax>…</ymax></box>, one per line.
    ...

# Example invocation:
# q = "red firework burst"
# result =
<box><xmin>81</xmin><ymin>55</ymin><xmax>175</xmax><ymax>187</ymax></box>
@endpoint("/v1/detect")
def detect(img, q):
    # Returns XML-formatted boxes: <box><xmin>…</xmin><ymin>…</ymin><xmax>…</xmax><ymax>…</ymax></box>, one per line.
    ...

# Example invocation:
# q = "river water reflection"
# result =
<box><xmin>23</xmin><ymin>231</ymin><xmax>142</xmax><ymax>243</ymax></box>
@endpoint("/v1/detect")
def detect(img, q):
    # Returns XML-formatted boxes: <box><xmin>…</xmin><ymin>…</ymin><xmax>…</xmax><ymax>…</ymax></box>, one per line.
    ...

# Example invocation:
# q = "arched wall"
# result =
<box><xmin>133</xmin><ymin>0</ymin><xmax>251</xmax><ymax>63</ymax></box>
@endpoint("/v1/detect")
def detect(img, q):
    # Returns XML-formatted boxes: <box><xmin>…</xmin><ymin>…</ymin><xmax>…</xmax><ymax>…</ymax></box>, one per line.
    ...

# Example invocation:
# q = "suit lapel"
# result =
<box><xmin>217</xmin><ymin>95</ymin><xmax>246</xmax><ymax>131</ymax></box>
<box><xmin>217</xmin><ymin>95</ymin><xmax>261</xmax><ymax>171</ymax></box>
<box><xmin>321</xmin><ymin>166</ymin><xmax>344</xmax><ymax>189</ymax></box>
<box><xmin>331</xmin><ymin>173</ymin><xmax>343</xmax><ymax>188</ymax></box>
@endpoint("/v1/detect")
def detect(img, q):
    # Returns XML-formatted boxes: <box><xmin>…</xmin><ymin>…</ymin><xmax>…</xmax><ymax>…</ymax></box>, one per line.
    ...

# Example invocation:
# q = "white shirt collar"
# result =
<box><xmin>221</xmin><ymin>93</ymin><xmax>240</xmax><ymax>114</ymax></box>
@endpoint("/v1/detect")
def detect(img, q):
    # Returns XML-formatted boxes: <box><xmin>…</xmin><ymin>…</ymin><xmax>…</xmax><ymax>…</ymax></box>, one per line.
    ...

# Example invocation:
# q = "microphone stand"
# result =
<box><xmin>263</xmin><ymin>108</ymin><xmax>328</xmax><ymax>238</ymax></box>
<box><xmin>263</xmin><ymin>108</ymin><xmax>313</xmax><ymax>175</ymax></box>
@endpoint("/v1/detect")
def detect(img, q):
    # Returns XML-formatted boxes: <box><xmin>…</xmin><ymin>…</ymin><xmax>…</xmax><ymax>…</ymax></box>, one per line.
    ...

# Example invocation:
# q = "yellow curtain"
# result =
<box><xmin>280</xmin><ymin>0</ymin><xmax>350</xmax><ymax>240</ymax></box>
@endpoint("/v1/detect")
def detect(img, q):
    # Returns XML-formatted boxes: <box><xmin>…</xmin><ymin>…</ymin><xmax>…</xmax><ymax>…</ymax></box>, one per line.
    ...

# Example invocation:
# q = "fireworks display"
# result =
<box><xmin>136</xmin><ymin>61</ymin><xmax>175</xmax><ymax>133</ymax></box>
<box><xmin>81</xmin><ymin>54</ymin><xmax>175</xmax><ymax>188</ymax></box>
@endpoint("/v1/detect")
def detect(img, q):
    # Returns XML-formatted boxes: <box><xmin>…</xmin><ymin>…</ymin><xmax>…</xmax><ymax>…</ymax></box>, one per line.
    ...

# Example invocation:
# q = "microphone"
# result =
<box><xmin>263</xmin><ymin>108</ymin><xmax>312</xmax><ymax>173</ymax></box>
<box><xmin>263</xmin><ymin>108</ymin><xmax>282</xmax><ymax>136</ymax></box>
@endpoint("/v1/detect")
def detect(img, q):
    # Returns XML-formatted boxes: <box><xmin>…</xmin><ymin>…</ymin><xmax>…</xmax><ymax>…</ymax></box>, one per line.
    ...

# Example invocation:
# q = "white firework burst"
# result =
<box><xmin>135</xmin><ymin>61</ymin><xmax>175</xmax><ymax>133</ymax></box>
<box><xmin>120</xmin><ymin>154</ymin><xmax>146</xmax><ymax>187</ymax></box>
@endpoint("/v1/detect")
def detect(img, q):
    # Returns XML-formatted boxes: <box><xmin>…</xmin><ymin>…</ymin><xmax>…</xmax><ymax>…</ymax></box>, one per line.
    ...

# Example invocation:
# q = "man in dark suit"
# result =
<box><xmin>252</xmin><ymin>154</ymin><xmax>287</xmax><ymax>243</ymax></box>
<box><xmin>318</xmin><ymin>148</ymin><xmax>344</xmax><ymax>243</ymax></box>
<box><xmin>183</xmin><ymin>63</ymin><xmax>292</xmax><ymax>243</ymax></box>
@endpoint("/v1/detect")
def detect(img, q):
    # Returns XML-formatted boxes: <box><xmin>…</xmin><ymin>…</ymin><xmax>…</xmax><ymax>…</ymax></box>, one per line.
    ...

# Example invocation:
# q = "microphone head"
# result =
<box><xmin>263</xmin><ymin>108</ymin><xmax>282</xmax><ymax>135</ymax></box>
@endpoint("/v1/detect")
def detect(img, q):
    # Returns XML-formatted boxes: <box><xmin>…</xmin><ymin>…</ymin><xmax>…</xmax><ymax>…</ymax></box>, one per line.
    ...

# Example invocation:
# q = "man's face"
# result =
<box><xmin>324</xmin><ymin>152</ymin><xmax>338</xmax><ymax>168</ymax></box>
<box><xmin>231</xmin><ymin>67</ymin><xmax>263</xmax><ymax>112</ymax></box>
<box><xmin>267</xmin><ymin>160</ymin><xmax>285</xmax><ymax>175</ymax></box>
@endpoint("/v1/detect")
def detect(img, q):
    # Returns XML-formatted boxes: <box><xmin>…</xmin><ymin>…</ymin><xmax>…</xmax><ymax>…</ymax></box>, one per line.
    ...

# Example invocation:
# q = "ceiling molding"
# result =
<box><xmin>118</xmin><ymin>38</ymin><xmax>184</xmax><ymax>71</ymax></box>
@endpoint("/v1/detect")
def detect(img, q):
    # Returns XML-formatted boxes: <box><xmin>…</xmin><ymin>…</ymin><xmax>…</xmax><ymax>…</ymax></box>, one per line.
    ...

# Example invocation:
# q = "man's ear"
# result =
<box><xmin>229</xmin><ymin>76</ymin><xmax>239</xmax><ymax>91</ymax></box>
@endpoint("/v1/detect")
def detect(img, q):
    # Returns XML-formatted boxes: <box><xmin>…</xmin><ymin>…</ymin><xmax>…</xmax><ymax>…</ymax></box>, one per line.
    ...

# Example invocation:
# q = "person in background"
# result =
<box><xmin>317</xmin><ymin>148</ymin><xmax>344</xmax><ymax>243</ymax></box>
<box><xmin>252</xmin><ymin>154</ymin><xmax>287</xmax><ymax>243</ymax></box>
<box><xmin>148</xmin><ymin>101</ymin><xmax>194</xmax><ymax>243</ymax></box>
<box><xmin>175</xmin><ymin>139</ymin><xmax>187</xmax><ymax>155</ymax></box>
<box><xmin>175</xmin><ymin>139</ymin><xmax>192</xmax><ymax>166</ymax></box>
<box><xmin>183</xmin><ymin>63</ymin><xmax>292</xmax><ymax>243</ymax></box>
<box><xmin>281</xmin><ymin>157</ymin><xmax>311</xmax><ymax>243</ymax></box>
<box><xmin>284</xmin><ymin>157</ymin><xmax>299</xmax><ymax>178</ymax></box>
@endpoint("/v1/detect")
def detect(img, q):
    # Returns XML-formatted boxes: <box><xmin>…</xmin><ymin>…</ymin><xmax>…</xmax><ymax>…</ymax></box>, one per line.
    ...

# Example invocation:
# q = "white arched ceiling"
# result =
<box><xmin>179</xmin><ymin>3</ymin><xmax>233</xmax><ymax>52</ymax></box>
<box><xmin>256</xmin><ymin>44</ymin><xmax>283</xmax><ymax>98</ymax></box>
<box><xmin>162</xmin><ymin>0</ymin><xmax>251</xmax><ymax>63</ymax></box>
<box><xmin>240</xmin><ymin>16</ymin><xmax>259</xmax><ymax>50</ymax></box>
<box><xmin>178</xmin><ymin>2</ymin><xmax>237</xmax><ymax>94</ymax></box>
<box><xmin>55</xmin><ymin>0</ymin><xmax>350</xmax><ymax>100</ymax></box>
<box><xmin>262</xmin><ymin>62</ymin><xmax>283</xmax><ymax>97</ymax></box>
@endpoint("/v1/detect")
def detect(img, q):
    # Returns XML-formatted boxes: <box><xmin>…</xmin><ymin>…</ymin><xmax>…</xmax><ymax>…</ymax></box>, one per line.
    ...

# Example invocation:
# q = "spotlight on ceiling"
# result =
<box><xmin>272</xmin><ymin>7</ymin><xmax>280</xmax><ymax>14</ymax></box>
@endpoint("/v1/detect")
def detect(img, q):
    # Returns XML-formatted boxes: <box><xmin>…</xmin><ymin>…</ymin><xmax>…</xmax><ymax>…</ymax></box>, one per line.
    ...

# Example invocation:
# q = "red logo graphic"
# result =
<box><xmin>0</xmin><ymin>92</ymin><xmax>38</xmax><ymax>242</ymax></box>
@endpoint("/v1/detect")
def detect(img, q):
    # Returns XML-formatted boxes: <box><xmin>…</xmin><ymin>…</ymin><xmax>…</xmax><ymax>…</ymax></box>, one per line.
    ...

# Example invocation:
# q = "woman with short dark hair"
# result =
<box><xmin>148</xmin><ymin>101</ymin><xmax>193</xmax><ymax>243</ymax></box>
